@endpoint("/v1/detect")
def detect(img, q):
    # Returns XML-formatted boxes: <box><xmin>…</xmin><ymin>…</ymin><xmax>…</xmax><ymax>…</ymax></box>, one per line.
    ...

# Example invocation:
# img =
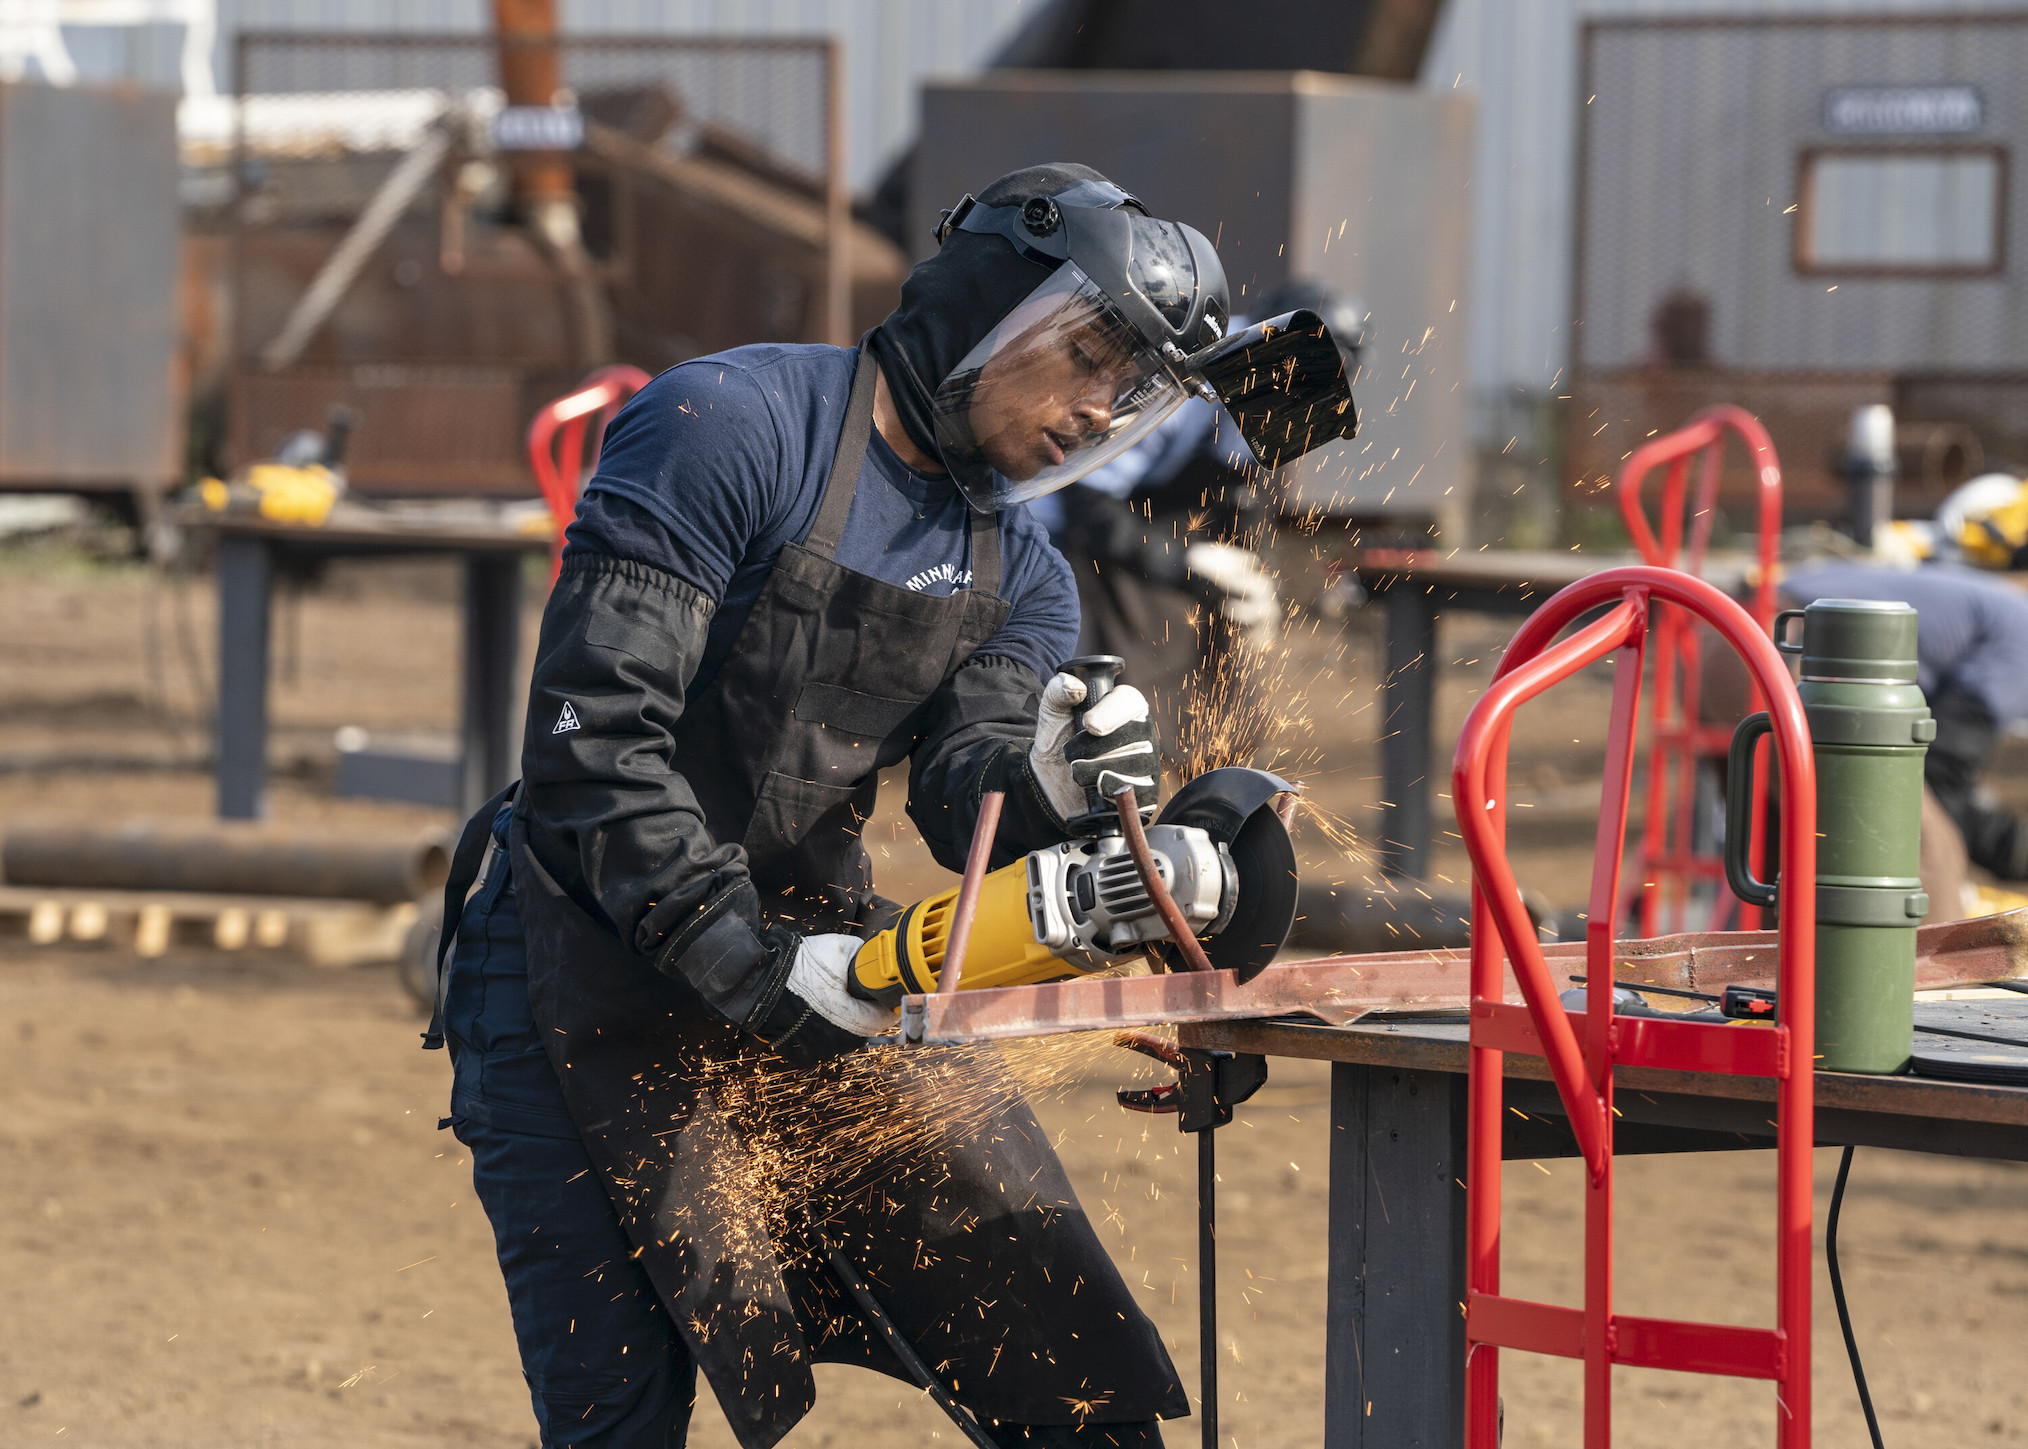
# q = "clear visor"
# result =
<box><xmin>931</xmin><ymin>262</ymin><xmax>1189</xmax><ymax>511</ymax></box>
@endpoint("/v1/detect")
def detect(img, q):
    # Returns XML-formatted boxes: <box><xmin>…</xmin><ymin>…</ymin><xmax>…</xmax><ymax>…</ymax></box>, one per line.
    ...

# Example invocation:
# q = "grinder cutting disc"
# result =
<box><xmin>1155</xmin><ymin>767</ymin><xmax>1301</xmax><ymax>982</ymax></box>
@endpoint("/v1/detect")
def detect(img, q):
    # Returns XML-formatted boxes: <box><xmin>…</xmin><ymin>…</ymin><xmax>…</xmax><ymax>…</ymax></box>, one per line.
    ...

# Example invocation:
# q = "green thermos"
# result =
<box><xmin>1725</xmin><ymin>598</ymin><xmax>1935</xmax><ymax>1074</ymax></box>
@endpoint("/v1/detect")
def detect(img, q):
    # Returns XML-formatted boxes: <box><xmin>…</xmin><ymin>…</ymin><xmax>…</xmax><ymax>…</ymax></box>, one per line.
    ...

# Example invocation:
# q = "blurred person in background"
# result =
<box><xmin>1781</xmin><ymin>561</ymin><xmax>2028</xmax><ymax>883</ymax></box>
<box><xmin>1035</xmin><ymin>280</ymin><xmax>1366</xmax><ymax>766</ymax></box>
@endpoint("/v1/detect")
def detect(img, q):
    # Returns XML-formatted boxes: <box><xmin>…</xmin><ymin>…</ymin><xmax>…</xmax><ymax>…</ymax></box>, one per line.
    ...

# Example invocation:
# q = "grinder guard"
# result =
<box><xmin>1153</xmin><ymin>767</ymin><xmax>1301</xmax><ymax>982</ymax></box>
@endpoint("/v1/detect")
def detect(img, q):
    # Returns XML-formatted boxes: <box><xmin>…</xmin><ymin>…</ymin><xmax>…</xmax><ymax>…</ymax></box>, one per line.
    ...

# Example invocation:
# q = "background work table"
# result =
<box><xmin>185</xmin><ymin>504</ymin><xmax>549</xmax><ymax>819</ymax></box>
<box><xmin>1344</xmin><ymin>547</ymin><xmax>1754</xmax><ymax>880</ymax></box>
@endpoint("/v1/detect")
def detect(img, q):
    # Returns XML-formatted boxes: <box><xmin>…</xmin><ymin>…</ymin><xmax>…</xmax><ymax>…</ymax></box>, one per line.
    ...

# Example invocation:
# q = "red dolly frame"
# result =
<box><xmin>527</xmin><ymin>364</ymin><xmax>652</xmax><ymax>586</ymax></box>
<box><xmin>1617</xmin><ymin>406</ymin><xmax>1783</xmax><ymax>935</ymax></box>
<box><xmin>1455</xmin><ymin>567</ymin><xmax>1816</xmax><ymax>1448</ymax></box>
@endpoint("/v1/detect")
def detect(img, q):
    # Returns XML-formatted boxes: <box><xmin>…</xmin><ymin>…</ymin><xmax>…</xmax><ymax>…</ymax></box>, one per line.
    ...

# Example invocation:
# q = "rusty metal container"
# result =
<box><xmin>223</xmin><ymin>32</ymin><xmax>904</xmax><ymax>499</ymax></box>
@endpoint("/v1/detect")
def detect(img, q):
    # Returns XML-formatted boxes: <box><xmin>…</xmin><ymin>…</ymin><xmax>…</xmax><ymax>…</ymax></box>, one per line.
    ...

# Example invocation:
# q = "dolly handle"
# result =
<box><xmin>1726</xmin><ymin>712</ymin><xmax>1779</xmax><ymax>910</ymax></box>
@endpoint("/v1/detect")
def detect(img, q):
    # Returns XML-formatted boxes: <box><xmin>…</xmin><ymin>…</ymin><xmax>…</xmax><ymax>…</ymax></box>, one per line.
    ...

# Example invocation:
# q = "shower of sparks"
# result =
<box><xmin>599</xmin><ymin>1027</ymin><xmax>1178</xmax><ymax>1321</ymax></box>
<box><xmin>1139</xmin><ymin>493</ymin><xmax>1375</xmax><ymax>875</ymax></box>
<box><xmin>1285</xmin><ymin>793</ymin><xmax>1370</xmax><ymax>863</ymax></box>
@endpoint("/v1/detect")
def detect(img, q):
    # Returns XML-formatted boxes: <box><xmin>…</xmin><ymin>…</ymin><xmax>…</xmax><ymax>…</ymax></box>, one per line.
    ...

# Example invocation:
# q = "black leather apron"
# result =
<box><xmin>510</xmin><ymin>351</ymin><xmax>1186</xmax><ymax>1448</ymax></box>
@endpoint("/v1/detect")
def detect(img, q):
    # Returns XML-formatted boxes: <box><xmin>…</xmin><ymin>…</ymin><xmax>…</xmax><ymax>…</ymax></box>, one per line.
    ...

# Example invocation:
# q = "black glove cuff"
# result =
<box><xmin>742</xmin><ymin>923</ymin><xmax>803</xmax><ymax>1034</ymax></box>
<box><xmin>753</xmin><ymin>988</ymin><xmax>866</xmax><ymax>1067</ymax></box>
<box><xmin>979</xmin><ymin>741</ymin><xmax>1069</xmax><ymax>833</ymax></box>
<box><xmin>981</xmin><ymin>740</ymin><xmax>1030</xmax><ymax>797</ymax></box>
<box><xmin>651</xmin><ymin>882</ymin><xmax>777</xmax><ymax>1028</ymax></box>
<box><xmin>1017</xmin><ymin>749</ymin><xmax>1075</xmax><ymax>835</ymax></box>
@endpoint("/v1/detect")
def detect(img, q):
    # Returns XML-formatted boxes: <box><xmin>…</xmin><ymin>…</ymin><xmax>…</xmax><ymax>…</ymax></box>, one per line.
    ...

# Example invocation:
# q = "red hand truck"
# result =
<box><xmin>1454</xmin><ymin>566</ymin><xmax>1816</xmax><ymax>1448</ymax></box>
<box><xmin>1617</xmin><ymin>407</ymin><xmax>1783</xmax><ymax>935</ymax></box>
<box><xmin>527</xmin><ymin>364</ymin><xmax>652</xmax><ymax>585</ymax></box>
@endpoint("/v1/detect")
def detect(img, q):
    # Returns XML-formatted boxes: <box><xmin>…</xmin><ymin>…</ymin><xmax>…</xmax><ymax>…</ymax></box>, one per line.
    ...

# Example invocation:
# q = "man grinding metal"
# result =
<box><xmin>426</xmin><ymin>164</ymin><xmax>1357</xmax><ymax>1448</ymax></box>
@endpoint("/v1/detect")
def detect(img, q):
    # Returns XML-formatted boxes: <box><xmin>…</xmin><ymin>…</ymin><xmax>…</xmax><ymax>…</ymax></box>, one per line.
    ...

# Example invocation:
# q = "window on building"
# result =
<box><xmin>1797</xmin><ymin>148</ymin><xmax>2006</xmax><ymax>273</ymax></box>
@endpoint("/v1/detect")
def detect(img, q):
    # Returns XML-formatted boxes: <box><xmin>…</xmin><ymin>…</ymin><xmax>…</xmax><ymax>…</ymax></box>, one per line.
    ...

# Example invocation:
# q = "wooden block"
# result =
<box><xmin>135</xmin><ymin>904</ymin><xmax>172</xmax><ymax>958</ymax></box>
<box><xmin>68</xmin><ymin>901</ymin><xmax>109</xmax><ymax>942</ymax></box>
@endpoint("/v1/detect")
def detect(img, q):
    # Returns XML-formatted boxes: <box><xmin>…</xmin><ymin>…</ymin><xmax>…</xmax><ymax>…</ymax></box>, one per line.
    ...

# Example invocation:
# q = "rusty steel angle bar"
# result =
<box><xmin>895</xmin><ymin>910</ymin><xmax>2028</xmax><ymax>1046</ymax></box>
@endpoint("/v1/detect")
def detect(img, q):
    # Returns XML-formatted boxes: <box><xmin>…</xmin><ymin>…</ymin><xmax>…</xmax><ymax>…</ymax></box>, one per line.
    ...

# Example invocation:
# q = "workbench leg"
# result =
<box><xmin>461</xmin><ymin>555</ymin><xmax>524</xmax><ymax>818</ymax></box>
<box><xmin>1380</xmin><ymin>589</ymin><xmax>1437</xmax><ymax>880</ymax></box>
<box><xmin>1324</xmin><ymin>1062</ymin><xmax>1467</xmax><ymax>1448</ymax></box>
<box><xmin>215</xmin><ymin>535</ymin><xmax>273</xmax><ymax>820</ymax></box>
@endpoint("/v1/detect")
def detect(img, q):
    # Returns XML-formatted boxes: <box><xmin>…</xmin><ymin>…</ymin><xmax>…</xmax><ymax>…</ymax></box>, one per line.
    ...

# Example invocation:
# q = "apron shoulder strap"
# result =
<box><xmin>801</xmin><ymin>348</ymin><xmax>879</xmax><ymax>561</ymax></box>
<box><xmin>969</xmin><ymin>507</ymin><xmax>1002</xmax><ymax>598</ymax></box>
<box><xmin>422</xmin><ymin>779</ymin><xmax>519</xmax><ymax>1049</ymax></box>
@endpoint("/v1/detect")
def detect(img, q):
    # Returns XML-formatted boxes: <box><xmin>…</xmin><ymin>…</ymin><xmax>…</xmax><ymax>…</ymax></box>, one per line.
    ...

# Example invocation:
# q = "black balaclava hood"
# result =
<box><xmin>865</xmin><ymin>162</ymin><xmax>1119</xmax><ymax>473</ymax></box>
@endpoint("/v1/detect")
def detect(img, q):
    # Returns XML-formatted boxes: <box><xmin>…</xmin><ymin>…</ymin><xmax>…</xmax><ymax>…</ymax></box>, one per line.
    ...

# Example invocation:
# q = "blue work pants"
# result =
<box><xmin>441</xmin><ymin>815</ymin><xmax>694</xmax><ymax>1448</ymax></box>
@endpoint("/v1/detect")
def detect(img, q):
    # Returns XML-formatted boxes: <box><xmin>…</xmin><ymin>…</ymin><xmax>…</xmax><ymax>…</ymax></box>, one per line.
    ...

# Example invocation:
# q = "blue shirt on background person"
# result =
<box><xmin>1782</xmin><ymin>560</ymin><xmax>2028</xmax><ymax>880</ymax></box>
<box><xmin>1782</xmin><ymin>561</ymin><xmax>2028</xmax><ymax>728</ymax></box>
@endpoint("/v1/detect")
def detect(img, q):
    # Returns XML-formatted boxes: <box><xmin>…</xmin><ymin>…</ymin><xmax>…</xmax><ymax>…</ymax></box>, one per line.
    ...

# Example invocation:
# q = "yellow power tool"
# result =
<box><xmin>848</xmin><ymin>662</ymin><xmax>1301</xmax><ymax>1008</ymax></box>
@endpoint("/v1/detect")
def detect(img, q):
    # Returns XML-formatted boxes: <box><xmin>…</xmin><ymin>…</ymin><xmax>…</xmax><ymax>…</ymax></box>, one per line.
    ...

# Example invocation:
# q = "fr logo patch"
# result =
<box><xmin>553</xmin><ymin>700</ymin><xmax>581</xmax><ymax>734</ymax></box>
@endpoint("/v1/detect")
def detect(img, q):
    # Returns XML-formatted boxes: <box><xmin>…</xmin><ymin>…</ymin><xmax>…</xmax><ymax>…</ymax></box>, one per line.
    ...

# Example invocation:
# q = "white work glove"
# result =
<box><xmin>1186</xmin><ymin>540</ymin><xmax>1280</xmax><ymax>647</ymax></box>
<box><xmin>786</xmin><ymin>932</ymin><xmax>899</xmax><ymax>1038</ymax></box>
<box><xmin>1030</xmin><ymin>672</ymin><xmax>1160</xmax><ymax>826</ymax></box>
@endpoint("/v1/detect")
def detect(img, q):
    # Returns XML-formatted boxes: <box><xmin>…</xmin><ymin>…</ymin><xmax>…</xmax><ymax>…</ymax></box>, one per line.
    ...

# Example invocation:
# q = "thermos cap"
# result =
<box><xmin>1797</xmin><ymin>598</ymin><xmax>1919</xmax><ymax>684</ymax></box>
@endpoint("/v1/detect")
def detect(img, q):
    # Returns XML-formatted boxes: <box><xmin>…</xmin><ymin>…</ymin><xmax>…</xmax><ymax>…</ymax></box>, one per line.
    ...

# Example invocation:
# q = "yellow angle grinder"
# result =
<box><xmin>849</xmin><ymin>658</ymin><xmax>1301</xmax><ymax>1007</ymax></box>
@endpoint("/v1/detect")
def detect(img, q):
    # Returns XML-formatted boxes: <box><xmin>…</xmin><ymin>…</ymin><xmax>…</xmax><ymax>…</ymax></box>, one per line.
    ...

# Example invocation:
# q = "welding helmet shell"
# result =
<box><xmin>927</xmin><ymin>178</ymin><xmax>1230</xmax><ymax>510</ymax></box>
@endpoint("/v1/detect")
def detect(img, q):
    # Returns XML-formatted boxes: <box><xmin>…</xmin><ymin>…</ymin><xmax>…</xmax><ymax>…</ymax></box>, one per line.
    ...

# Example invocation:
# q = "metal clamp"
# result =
<box><xmin>1113</xmin><ymin>1032</ymin><xmax>1267</xmax><ymax>1133</ymax></box>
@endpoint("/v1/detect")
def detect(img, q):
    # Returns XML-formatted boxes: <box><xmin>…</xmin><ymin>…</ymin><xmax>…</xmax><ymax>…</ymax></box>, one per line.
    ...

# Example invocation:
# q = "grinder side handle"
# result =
<box><xmin>1059</xmin><ymin>654</ymin><xmax>1124</xmax><ymax>715</ymax></box>
<box><xmin>1058</xmin><ymin>654</ymin><xmax>1136</xmax><ymax>831</ymax></box>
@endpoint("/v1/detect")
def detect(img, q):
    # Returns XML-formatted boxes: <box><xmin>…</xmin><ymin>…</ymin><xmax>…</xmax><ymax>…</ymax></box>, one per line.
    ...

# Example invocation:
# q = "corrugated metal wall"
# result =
<box><xmin>62</xmin><ymin>0</ymin><xmax>2028</xmax><ymax>410</ymax></box>
<box><xmin>1577</xmin><ymin>15</ymin><xmax>2028</xmax><ymax>374</ymax></box>
<box><xmin>56</xmin><ymin>0</ymin><xmax>1048</xmax><ymax>191</ymax></box>
<box><xmin>1422</xmin><ymin>0</ymin><xmax>2028</xmax><ymax>403</ymax></box>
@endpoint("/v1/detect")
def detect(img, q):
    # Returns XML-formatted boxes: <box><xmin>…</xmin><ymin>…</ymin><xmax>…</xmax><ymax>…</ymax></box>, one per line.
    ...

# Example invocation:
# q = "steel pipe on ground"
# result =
<box><xmin>3</xmin><ymin>818</ymin><xmax>451</xmax><ymax>904</ymax></box>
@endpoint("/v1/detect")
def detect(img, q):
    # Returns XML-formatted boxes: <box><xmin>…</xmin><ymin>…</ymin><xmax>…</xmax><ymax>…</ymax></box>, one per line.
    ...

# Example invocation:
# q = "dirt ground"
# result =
<box><xmin>3</xmin><ymin>537</ymin><xmax>2028</xmax><ymax>1447</ymax></box>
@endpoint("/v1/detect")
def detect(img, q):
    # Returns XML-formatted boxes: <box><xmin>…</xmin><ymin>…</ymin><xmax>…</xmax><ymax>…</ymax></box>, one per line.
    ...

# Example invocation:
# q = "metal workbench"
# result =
<box><xmin>1177</xmin><ymin>1013</ymin><xmax>2028</xmax><ymax>1448</ymax></box>
<box><xmin>1346</xmin><ymin>548</ymin><xmax>1753</xmax><ymax>880</ymax></box>
<box><xmin>194</xmin><ymin>507</ymin><xmax>549</xmax><ymax>820</ymax></box>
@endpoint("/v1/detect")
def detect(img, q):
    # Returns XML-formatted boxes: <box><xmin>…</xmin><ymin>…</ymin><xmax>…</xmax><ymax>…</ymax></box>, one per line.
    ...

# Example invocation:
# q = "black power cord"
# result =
<box><xmin>1198</xmin><ymin>1125</ymin><xmax>1218</xmax><ymax>1449</ymax></box>
<box><xmin>1827</xmin><ymin>1145</ymin><xmax>1885</xmax><ymax>1449</ymax></box>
